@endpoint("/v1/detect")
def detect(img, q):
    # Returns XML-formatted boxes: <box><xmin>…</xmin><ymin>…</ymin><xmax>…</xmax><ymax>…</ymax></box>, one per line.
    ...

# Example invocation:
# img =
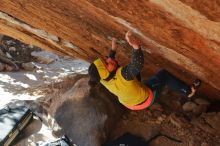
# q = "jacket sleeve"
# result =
<box><xmin>121</xmin><ymin>48</ymin><xmax>144</xmax><ymax>81</ymax></box>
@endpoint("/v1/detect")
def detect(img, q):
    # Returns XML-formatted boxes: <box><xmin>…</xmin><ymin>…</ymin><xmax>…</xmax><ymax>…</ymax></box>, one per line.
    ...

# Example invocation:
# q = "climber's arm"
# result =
<box><xmin>121</xmin><ymin>31</ymin><xmax>144</xmax><ymax>81</ymax></box>
<box><xmin>121</xmin><ymin>48</ymin><xmax>144</xmax><ymax>81</ymax></box>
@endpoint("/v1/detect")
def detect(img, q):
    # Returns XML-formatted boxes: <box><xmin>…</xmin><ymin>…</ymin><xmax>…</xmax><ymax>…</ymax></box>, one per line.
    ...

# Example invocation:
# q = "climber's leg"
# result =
<box><xmin>144</xmin><ymin>69</ymin><xmax>201</xmax><ymax>99</ymax></box>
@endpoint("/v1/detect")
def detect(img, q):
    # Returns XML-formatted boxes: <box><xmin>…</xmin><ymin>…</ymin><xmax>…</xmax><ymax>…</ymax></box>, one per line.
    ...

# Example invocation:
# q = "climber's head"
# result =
<box><xmin>105</xmin><ymin>57</ymin><xmax>118</xmax><ymax>72</ymax></box>
<box><xmin>88</xmin><ymin>58</ymin><xmax>118</xmax><ymax>85</ymax></box>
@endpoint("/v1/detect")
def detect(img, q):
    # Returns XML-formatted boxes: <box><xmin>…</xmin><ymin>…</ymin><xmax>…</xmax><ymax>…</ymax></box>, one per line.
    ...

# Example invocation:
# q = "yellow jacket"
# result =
<box><xmin>94</xmin><ymin>59</ymin><xmax>148</xmax><ymax>106</ymax></box>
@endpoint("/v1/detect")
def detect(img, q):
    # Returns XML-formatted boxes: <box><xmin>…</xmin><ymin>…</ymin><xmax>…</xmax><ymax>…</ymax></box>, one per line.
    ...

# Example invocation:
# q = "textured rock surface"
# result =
<box><xmin>33</xmin><ymin>75</ymin><xmax>124</xmax><ymax>146</ymax></box>
<box><xmin>53</xmin><ymin>77</ymin><xmax>123</xmax><ymax>146</ymax></box>
<box><xmin>192</xmin><ymin>112</ymin><xmax>220</xmax><ymax>135</ymax></box>
<box><xmin>0</xmin><ymin>0</ymin><xmax>220</xmax><ymax>99</ymax></box>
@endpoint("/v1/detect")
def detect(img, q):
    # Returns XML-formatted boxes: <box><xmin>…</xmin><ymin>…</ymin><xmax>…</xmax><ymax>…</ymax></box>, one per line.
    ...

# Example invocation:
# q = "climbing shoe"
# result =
<box><xmin>192</xmin><ymin>79</ymin><xmax>201</xmax><ymax>89</ymax></box>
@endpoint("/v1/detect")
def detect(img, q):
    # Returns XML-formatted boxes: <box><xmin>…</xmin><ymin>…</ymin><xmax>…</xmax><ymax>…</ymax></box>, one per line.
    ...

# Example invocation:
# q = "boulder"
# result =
<box><xmin>182</xmin><ymin>101</ymin><xmax>197</xmax><ymax>112</ymax></box>
<box><xmin>22</xmin><ymin>62</ymin><xmax>36</xmax><ymax>71</ymax></box>
<box><xmin>32</xmin><ymin>75</ymin><xmax>123</xmax><ymax>146</ymax></box>
<box><xmin>31</xmin><ymin>51</ymin><xmax>59</xmax><ymax>64</ymax></box>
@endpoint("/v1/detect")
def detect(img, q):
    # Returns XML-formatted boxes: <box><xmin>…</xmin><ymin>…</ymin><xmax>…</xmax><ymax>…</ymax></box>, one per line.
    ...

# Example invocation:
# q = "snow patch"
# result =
<box><xmin>25</xmin><ymin>73</ymin><xmax>37</xmax><ymax>81</ymax></box>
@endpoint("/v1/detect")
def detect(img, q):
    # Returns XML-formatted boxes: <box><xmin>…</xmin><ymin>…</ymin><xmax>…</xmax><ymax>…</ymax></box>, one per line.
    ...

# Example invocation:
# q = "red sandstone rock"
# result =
<box><xmin>0</xmin><ymin>0</ymin><xmax>220</xmax><ymax>99</ymax></box>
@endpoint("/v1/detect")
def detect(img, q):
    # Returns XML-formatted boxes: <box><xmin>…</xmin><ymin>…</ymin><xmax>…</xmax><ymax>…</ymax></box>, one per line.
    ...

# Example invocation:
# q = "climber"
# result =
<box><xmin>88</xmin><ymin>31</ymin><xmax>201</xmax><ymax>110</ymax></box>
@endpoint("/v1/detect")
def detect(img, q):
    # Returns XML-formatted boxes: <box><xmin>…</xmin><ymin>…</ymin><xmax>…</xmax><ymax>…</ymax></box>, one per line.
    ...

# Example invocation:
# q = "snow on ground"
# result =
<box><xmin>0</xmin><ymin>57</ymin><xmax>89</xmax><ymax>108</ymax></box>
<box><xmin>0</xmin><ymin>56</ymin><xmax>89</xmax><ymax>145</ymax></box>
<box><xmin>0</xmin><ymin>36</ymin><xmax>90</xmax><ymax>145</ymax></box>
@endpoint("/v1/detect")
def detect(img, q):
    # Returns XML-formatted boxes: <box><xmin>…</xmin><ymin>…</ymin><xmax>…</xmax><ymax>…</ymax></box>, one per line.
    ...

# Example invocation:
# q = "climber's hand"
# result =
<box><xmin>188</xmin><ymin>86</ymin><xmax>196</xmax><ymax>98</ymax></box>
<box><xmin>188</xmin><ymin>79</ymin><xmax>201</xmax><ymax>98</ymax></box>
<box><xmin>111</xmin><ymin>37</ymin><xmax>117</xmax><ymax>51</ymax></box>
<box><xmin>125</xmin><ymin>31</ymin><xmax>141</xmax><ymax>49</ymax></box>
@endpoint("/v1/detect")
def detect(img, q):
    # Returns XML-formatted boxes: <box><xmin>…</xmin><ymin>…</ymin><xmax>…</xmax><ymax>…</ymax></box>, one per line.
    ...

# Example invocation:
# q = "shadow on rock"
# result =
<box><xmin>53</xmin><ymin>76</ymin><xmax>124</xmax><ymax>146</ymax></box>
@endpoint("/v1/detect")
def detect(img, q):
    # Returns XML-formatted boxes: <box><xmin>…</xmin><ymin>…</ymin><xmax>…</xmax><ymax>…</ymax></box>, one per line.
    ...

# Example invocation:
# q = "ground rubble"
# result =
<box><xmin>111</xmin><ymin>91</ymin><xmax>220</xmax><ymax>146</ymax></box>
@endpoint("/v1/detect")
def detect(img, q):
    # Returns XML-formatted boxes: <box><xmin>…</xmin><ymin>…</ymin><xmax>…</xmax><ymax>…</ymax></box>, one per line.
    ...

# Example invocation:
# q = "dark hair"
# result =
<box><xmin>88</xmin><ymin>63</ymin><xmax>100</xmax><ymax>86</ymax></box>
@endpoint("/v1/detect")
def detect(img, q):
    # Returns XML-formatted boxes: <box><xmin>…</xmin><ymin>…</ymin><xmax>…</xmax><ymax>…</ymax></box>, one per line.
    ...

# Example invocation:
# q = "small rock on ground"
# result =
<box><xmin>9</xmin><ymin>46</ymin><xmax>17</xmax><ymax>52</ymax></box>
<box><xmin>5</xmin><ymin>64</ymin><xmax>14</xmax><ymax>71</ymax></box>
<box><xmin>22</xmin><ymin>62</ymin><xmax>36</xmax><ymax>71</ymax></box>
<box><xmin>6</xmin><ymin>52</ymin><xmax>13</xmax><ymax>58</ymax></box>
<box><xmin>31</xmin><ymin>51</ymin><xmax>59</xmax><ymax>64</ymax></box>
<box><xmin>195</xmin><ymin>98</ymin><xmax>210</xmax><ymax>106</ymax></box>
<box><xmin>182</xmin><ymin>101</ymin><xmax>197</xmax><ymax>112</ymax></box>
<box><xmin>169</xmin><ymin>113</ymin><xmax>187</xmax><ymax>128</ymax></box>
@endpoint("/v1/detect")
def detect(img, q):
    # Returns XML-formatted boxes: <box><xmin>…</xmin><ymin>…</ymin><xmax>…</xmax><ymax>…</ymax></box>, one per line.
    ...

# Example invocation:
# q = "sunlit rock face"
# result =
<box><xmin>0</xmin><ymin>0</ymin><xmax>220</xmax><ymax>99</ymax></box>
